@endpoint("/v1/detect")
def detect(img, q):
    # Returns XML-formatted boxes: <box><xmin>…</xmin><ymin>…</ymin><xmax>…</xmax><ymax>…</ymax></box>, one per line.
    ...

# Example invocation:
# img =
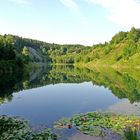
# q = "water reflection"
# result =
<box><xmin>0</xmin><ymin>82</ymin><xmax>119</xmax><ymax>125</ymax></box>
<box><xmin>107</xmin><ymin>100</ymin><xmax>140</xmax><ymax>116</ymax></box>
<box><xmin>1</xmin><ymin>65</ymin><xmax>140</xmax><ymax>104</ymax></box>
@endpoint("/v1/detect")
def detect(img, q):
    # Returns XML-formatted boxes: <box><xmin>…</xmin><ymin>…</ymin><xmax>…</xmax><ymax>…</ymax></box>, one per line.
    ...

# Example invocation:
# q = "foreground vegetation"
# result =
<box><xmin>0</xmin><ymin>116</ymin><xmax>57</xmax><ymax>140</ymax></box>
<box><xmin>54</xmin><ymin>112</ymin><xmax>140</xmax><ymax>140</ymax></box>
<box><xmin>1</xmin><ymin>112</ymin><xmax>140</xmax><ymax>140</ymax></box>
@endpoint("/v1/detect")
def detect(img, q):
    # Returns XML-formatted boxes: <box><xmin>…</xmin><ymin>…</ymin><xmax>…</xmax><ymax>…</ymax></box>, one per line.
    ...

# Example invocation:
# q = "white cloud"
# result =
<box><xmin>9</xmin><ymin>0</ymin><xmax>31</xmax><ymax>5</ymax></box>
<box><xmin>59</xmin><ymin>0</ymin><xmax>89</xmax><ymax>27</ymax></box>
<box><xmin>87</xmin><ymin>0</ymin><xmax>140</xmax><ymax>28</ymax></box>
<box><xmin>59</xmin><ymin>0</ymin><xmax>79</xmax><ymax>10</ymax></box>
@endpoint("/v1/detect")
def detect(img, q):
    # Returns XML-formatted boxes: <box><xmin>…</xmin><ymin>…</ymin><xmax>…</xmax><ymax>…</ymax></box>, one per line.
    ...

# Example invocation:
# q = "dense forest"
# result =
<box><xmin>1</xmin><ymin>34</ymin><xmax>88</xmax><ymax>64</ymax></box>
<box><xmin>0</xmin><ymin>27</ymin><xmax>140</xmax><ymax>69</ymax></box>
<box><xmin>0</xmin><ymin>35</ymin><xmax>24</xmax><ymax>74</ymax></box>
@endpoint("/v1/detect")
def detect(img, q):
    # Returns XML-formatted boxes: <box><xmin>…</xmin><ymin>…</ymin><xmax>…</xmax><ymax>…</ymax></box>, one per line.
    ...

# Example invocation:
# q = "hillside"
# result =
<box><xmin>3</xmin><ymin>35</ymin><xmax>88</xmax><ymax>63</ymax></box>
<box><xmin>74</xmin><ymin>27</ymin><xmax>140</xmax><ymax>67</ymax></box>
<box><xmin>1</xmin><ymin>27</ymin><xmax>140</xmax><ymax>67</ymax></box>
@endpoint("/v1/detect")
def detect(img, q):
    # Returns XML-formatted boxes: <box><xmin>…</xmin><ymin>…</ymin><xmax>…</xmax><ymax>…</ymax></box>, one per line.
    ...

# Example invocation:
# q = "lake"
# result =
<box><xmin>0</xmin><ymin>65</ymin><xmax>140</xmax><ymax>139</ymax></box>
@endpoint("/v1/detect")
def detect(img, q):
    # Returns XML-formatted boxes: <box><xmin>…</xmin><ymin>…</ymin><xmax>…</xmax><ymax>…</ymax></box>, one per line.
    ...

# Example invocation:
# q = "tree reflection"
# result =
<box><xmin>0</xmin><ymin>65</ymin><xmax>140</xmax><ymax>104</ymax></box>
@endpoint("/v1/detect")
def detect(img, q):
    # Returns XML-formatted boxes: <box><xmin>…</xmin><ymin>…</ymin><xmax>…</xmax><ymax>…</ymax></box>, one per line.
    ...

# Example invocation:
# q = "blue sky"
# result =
<box><xmin>0</xmin><ymin>0</ymin><xmax>140</xmax><ymax>45</ymax></box>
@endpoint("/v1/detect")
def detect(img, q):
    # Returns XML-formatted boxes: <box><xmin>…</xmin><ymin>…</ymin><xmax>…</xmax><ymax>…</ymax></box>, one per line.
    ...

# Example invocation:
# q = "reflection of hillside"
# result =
<box><xmin>88</xmin><ymin>67</ymin><xmax>140</xmax><ymax>103</ymax></box>
<box><xmin>48</xmin><ymin>66</ymin><xmax>140</xmax><ymax>103</ymax></box>
<box><xmin>0</xmin><ymin>65</ymin><xmax>140</xmax><ymax>104</ymax></box>
<box><xmin>48</xmin><ymin>65</ymin><xmax>90</xmax><ymax>84</ymax></box>
<box><xmin>0</xmin><ymin>71</ymin><xmax>23</xmax><ymax>104</ymax></box>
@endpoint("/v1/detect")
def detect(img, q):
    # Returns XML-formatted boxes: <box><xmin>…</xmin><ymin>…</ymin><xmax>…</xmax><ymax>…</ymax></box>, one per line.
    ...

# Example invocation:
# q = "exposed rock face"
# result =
<box><xmin>28</xmin><ymin>47</ymin><xmax>43</xmax><ymax>62</ymax></box>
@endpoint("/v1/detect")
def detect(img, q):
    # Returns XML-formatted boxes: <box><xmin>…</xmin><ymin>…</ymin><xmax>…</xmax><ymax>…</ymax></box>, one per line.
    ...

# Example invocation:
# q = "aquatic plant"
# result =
<box><xmin>0</xmin><ymin>116</ymin><xmax>57</xmax><ymax>140</ymax></box>
<box><xmin>124</xmin><ymin>127</ymin><xmax>140</xmax><ymax>140</ymax></box>
<box><xmin>54</xmin><ymin>112</ymin><xmax>140</xmax><ymax>138</ymax></box>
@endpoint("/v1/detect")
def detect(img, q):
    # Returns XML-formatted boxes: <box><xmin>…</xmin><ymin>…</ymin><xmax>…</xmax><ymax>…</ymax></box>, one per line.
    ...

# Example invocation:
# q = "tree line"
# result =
<box><xmin>0</xmin><ymin>27</ymin><xmax>140</xmax><ymax>67</ymax></box>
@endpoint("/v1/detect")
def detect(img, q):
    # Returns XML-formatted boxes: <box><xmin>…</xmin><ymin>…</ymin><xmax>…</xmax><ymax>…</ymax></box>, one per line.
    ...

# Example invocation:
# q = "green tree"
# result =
<box><xmin>22</xmin><ymin>47</ymin><xmax>30</xmax><ymax>63</ymax></box>
<box><xmin>22</xmin><ymin>46</ymin><xmax>30</xmax><ymax>56</ymax></box>
<box><xmin>127</xmin><ymin>27</ymin><xmax>140</xmax><ymax>42</ymax></box>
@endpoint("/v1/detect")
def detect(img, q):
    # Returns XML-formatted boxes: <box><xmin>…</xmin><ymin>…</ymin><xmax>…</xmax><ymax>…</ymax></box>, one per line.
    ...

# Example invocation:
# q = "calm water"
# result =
<box><xmin>0</xmin><ymin>82</ymin><xmax>122</xmax><ymax>126</ymax></box>
<box><xmin>0</xmin><ymin>65</ymin><xmax>140</xmax><ymax>138</ymax></box>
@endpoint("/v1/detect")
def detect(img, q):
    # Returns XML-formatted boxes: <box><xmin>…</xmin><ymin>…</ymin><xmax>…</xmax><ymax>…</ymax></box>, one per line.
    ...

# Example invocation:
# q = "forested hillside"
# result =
<box><xmin>74</xmin><ymin>27</ymin><xmax>140</xmax><ymax>67</ymax></box>
<box><xmin>3</xmin><ymin>35</ymin><xmax>88</xmax><ymax>64</ymax></box>
<box><xmin>0</xmin><ymin>35</ymin><xmax>24</xmax><ymax>74</ymax></box>
<box><xmin>1</xmin><ymin>27</ymin><xmax>140</xmax><ymax>68</ymax></box>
